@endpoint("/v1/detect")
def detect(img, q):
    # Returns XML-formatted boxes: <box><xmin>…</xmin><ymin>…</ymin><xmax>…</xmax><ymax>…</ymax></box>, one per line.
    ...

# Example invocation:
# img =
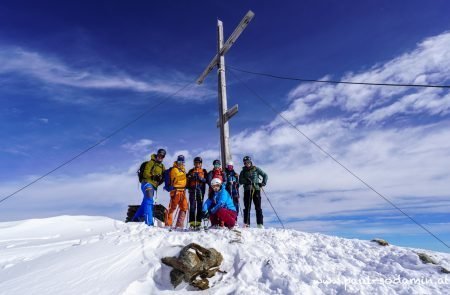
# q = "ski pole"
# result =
<box><xmin>172</xmin><ymin>197</ymin><xmax>180</xmax><ymax>230</ymax></box>
<box><xmin>261</xmin><ymin>187</ymin><xmax>285</xmax><ymax>229</ymax></box>
<box><xmin>194</xmin><ymin>180</ymin><xmax>198</xmax><ymax>229</ymax></box>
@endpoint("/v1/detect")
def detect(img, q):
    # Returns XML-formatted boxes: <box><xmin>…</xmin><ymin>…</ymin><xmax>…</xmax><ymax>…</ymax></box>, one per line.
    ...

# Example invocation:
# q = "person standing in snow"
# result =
<box><xmin>202</xmin><ymin>178</ymin><xmax>237</xmax><ymax>229</ymax></box>
<box><xmin>225</xmin><ymin>162</ymin><xmax>240</xmax><ymax>220</ymax></box>
<box><xmin>207</xmin><ymin>159</ymin><xmax>226</xmax><ymax>199</ymax></box>
<box><xmin>239</xmin><ymin>156</ymin><xmax>268</xmax><ymax>228</ymax></box>
<box><xmin>186</xmin><ymin>156</ymin><xmax>208</xmax><ymax>229</ymax></box>
<box><xmin>164</xmin><ymin>155</ymin><xmax>188</xmax><ymax>228</ymax></box>
<box><xmin>132</xmin><ymin>148</ymin><xmax>166</xmax><ymax>226</ymax></box>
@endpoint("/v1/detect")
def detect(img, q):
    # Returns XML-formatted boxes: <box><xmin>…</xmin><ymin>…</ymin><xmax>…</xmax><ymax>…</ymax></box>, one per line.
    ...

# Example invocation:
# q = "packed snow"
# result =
<box><xmin>0</xmin><ymin>216</ymin><xmax>448</xmax><ymax>294</ymax></box>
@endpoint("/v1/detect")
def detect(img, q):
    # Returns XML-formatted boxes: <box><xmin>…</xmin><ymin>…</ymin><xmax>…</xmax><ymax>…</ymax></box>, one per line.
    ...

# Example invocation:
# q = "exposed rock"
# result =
<box><xmin>191</xmin><ymin>278</ymin><xmax>209</xmax><ymax>290</ymax></box>
<box><xmin>371</xmin><ymin>238</ymin><xmax>389</xmax><ymax>246</ymax></box>
<box><xmin>161</xmin><ymin>243</ymin><xmax>223</xmax><ymax>289</ymax></box>
<box><xmin>416</xmin><ymin>253</ymin><xmax>450</xmax><ymax>274</ymax></box>
<box><xmin>169</xmin><ymin>269</ymin><xmax>184</xmax><ymax>287</ymax></box>
<box><xmin>417</xmin><ymin>252</ymin><xmax>438</xmax><ymax>265</ymax></box>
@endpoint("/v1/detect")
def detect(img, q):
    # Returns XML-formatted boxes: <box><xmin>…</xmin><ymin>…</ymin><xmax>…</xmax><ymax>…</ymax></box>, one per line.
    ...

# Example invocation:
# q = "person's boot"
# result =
<box><xmin>176</xmin><ymin>210</ymin><xmax>187</xmax><ymax>228</ymax></box>
<box><xmin>257</xmin><ymin>224</ymin><xmax>264</xmax><ymax>229</ymax></box>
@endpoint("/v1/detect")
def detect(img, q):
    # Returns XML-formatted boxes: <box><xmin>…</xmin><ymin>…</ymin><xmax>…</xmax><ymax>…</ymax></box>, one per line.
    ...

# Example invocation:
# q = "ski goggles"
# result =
<box><xmin>213</xmin><ymin>164</ymin><xmax>221</xmax><ymax>168</ymax></box>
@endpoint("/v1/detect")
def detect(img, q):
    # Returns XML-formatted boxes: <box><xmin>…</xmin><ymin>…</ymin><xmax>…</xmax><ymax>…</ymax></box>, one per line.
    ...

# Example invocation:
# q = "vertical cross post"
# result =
<box><xmin>217</xmin><ymin>20</ymin><xmax>231</xmax><ymax>167</ymax></box>
<box><xmin>197</xmin><ymin>11</ymin><xmax>255</xmax><ymax>169</ymax></box>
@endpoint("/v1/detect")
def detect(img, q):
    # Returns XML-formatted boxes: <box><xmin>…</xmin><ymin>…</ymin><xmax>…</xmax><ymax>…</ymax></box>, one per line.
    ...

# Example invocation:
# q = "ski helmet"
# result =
<box><xmin>194</xmin><ymin>156</ymin><xmax>202</xmax><ymax>163</ymax></box>
<box><xmin>226</xmin><ymin>161</ymin><xmax>234</xmax><ymax>170</ymax></box>
<box><xmin>243</xmin><ymin>156</ymin><xmax>252</xmax><ymax>163</ymax></box>
<box><xmin>213</xmin><ymin>159</ymin><xmax>221</xmax><ymax>166</ymax></box>
<box><xmin>157</xmin><ymin>148</ymin><xmax>166</xmax><ymax>157</ymax></box>
<box><xmin>211</xmin><ymin>178</ymin><xmax>222</xmax><ymax>186</ymax></box>
<box><xmin>177</xmin><ymin>155</ymin><xmax>185</xmax><ymax>163</ymax></box>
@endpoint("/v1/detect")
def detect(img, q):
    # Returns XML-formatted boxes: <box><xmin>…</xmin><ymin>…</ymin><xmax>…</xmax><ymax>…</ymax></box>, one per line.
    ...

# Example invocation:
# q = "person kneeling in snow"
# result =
<box><xmin>202</xmin><ymin>178</ymin><xmax>237</xmax><ymax>229</ymax></box>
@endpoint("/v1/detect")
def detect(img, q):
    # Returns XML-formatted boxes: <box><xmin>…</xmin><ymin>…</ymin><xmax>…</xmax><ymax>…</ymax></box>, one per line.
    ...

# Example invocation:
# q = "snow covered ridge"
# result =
<box><xmin>0</xmin><ymin>216</ymin><xmax>448</xmax><ymax>294</ymax></box>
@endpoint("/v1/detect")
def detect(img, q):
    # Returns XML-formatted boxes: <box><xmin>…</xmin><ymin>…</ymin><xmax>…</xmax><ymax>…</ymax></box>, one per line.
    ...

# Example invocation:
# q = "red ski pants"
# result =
<box><xmin>210</xmin><ymin>208</ymin><xmax>237</xmax><ymax>229</ymax></box>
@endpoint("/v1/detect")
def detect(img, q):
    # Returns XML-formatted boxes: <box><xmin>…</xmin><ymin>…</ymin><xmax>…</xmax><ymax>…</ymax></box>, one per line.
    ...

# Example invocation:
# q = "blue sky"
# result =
<box><xmin>1</xmin><ymin>1</ymin><xmax>450</xmax><ymax>252</ymax></box>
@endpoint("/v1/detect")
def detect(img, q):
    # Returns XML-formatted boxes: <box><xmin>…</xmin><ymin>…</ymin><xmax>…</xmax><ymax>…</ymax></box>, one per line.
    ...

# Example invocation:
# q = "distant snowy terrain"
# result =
<box><xmin>0</xmin><ymin>216</ymin><xmax>448</xmax><ymax>294</ymax></box>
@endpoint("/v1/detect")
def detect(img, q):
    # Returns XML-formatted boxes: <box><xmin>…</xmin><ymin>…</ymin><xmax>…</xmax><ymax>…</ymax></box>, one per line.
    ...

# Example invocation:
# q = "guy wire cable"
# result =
<box><xmin>0</xmin><ymin>81</ymin><xmax>194</xmax><ymax>205</ymax></box>
<box><xmin>227</xmin><ymin>65</ymin><xmax>450</xmax><ymax>89</ymax></box>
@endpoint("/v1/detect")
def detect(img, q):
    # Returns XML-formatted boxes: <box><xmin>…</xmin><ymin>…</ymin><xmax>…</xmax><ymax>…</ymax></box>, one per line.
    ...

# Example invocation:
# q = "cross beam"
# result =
<box><xmin>197</xmin><ymin>11</ymin><xmax>255</xmax><ymax>85</ymax></box>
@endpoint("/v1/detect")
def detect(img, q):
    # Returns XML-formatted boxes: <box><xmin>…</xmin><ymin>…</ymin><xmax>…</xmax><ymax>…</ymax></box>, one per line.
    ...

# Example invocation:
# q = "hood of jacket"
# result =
<box><xmin>172</xmin><ymin>161</ymin><xmax>186</xmax><ymax>172</ymax></box>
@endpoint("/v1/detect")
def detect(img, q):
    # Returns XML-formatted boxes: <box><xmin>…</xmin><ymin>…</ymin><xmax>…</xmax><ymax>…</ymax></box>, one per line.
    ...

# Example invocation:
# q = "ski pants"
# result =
<box><xmin>132</xmin><ymin>183</ymin><xmax>155</xmax><ymax>226</ymax></box>
<box><xmin>243</xmin><ymin>189</ymin><xmax>263</xmax><ymax>225</ymax></box>
<box><xmin>188</xmin><ymin>188</ymin><xmax>204</xmax><ymax>224</ymax></box>
<box><xmin>165</xmin><ymin>189</ymin><xmax>188</xmax><ymax>227</ymax></box>
<box><xmin>210</xmin><ymin>208</ymin><xmax>237</xmax><ymax>229</ymax></box>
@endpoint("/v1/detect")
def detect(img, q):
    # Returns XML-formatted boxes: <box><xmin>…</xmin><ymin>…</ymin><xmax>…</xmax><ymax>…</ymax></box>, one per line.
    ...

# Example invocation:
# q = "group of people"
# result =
<box><xmin>132</xmin><ymin>148</ymin><xmax>268</xmax><ymax>230</ymax></box>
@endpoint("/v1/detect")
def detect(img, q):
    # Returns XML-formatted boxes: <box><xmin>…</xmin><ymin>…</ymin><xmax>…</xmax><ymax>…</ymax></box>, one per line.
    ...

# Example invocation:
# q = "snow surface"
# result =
<box><xmin>0</xmin><ymin>216</ymin><xmax>449</xmax><ymax>295</ymax></box>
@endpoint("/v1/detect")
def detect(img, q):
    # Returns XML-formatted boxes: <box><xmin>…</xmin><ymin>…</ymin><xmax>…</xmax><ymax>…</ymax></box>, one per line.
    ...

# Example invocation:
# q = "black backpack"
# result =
<box><xmin>137</xmin><ymin>161</ymin><xmax>148</xmax><ymax>182</ymax></box>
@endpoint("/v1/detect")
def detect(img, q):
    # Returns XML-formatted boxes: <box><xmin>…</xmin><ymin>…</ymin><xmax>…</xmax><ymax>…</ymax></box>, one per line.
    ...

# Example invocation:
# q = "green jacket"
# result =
<box><xmin>142</xmin><ymin>154</ymin><xmax>166</xmax><ymax>188</ymax></box>
<box><xmin>239</xmin><ymin>166</ymin><xmax>268</xmax><ymax>191</ymax></box>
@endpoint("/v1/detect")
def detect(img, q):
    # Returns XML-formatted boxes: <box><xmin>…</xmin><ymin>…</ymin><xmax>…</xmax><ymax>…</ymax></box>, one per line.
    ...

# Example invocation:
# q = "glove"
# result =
<box><xmin>152</xmin><ymin>174</ymin><xmax>163</xmax><ymax>183</ymax></box>
<box><xmin>260</xmin><ymin>182</ymin><xmax>266</xmax><ymax>187</ymax></box>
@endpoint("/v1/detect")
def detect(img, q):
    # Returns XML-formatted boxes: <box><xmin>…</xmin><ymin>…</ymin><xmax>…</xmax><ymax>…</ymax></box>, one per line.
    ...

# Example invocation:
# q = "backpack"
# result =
<box><xmin>212</xmin><ymin>168</ymin><xmax>224</xmax><ymax>182</ymax></box>
<box><xmin>163</xmin><ymin>167</ymin><xmax>174</xmax><ymax>191</ymax></box>
<box><xmin>137</xmin><ymin>161</ymin><xmax>148</xmax><ymax>183</ymax></box>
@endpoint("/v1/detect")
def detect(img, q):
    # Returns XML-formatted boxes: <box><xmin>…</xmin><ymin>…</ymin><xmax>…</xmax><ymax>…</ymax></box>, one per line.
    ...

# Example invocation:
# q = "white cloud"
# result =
<box><xmin>0</xmin><ymin>46</ymin><xmax>214</xmax><ymax>101</ymax></box>
<box><xmin>121</xmin><ymin>139</ymin><xmax>154</xmax><ymax>155</ymax></box>
<box><xmin>284</xmin><ymin>32</ymin><xmax>450</xmax><ymax>125</ymax></box>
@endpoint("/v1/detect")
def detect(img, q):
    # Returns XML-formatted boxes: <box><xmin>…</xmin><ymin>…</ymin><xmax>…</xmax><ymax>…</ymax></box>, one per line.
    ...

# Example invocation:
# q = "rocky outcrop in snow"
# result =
<box><xmin>161</xmin><ymin>243</ymin><xmax>223</xmax><ymax>290</ymax></box>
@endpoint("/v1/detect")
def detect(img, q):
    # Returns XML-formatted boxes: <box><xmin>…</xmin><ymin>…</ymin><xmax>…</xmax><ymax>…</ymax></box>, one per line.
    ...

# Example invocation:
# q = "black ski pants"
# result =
<box><xmin>188</xmin><ymin>188</ymin><xmax>204</xmax><ymax>223</ymax></box>
<box><xmin>243</xmin><ymin>189</ymin><xmax>263</xmax><ymax>225</ymax></box>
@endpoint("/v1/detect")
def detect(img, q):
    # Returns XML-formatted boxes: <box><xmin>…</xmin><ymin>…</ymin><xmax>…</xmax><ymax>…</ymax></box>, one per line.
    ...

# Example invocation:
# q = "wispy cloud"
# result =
<box><xmin>0</xmin><ymin>46</ymin><xmax>214</xmax><ymax>100</ymax></box>
<box><xmin>121</xmin><ymin>139</ymin><xmax>154</xmax><ymax>155</ymax></box>
<box><xmin>282</xmin><ymin>31</ymin><xmax>450</xmax><ymax>126</ymax></box>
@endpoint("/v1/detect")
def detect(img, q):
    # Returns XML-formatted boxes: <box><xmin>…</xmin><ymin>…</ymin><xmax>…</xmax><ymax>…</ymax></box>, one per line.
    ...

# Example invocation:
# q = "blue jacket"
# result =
<box><xmin>202</xmin><ymin>184</ymin><xmax>237</xmax><ymax>214</ymax></box>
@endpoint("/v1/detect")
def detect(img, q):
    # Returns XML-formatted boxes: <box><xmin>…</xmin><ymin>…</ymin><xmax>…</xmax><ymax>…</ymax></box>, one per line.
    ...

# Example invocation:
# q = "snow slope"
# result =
<box><xmin>0</xmin><ymin>216</ymin><xmax>448</xmax><ymax>294</ymax></box>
